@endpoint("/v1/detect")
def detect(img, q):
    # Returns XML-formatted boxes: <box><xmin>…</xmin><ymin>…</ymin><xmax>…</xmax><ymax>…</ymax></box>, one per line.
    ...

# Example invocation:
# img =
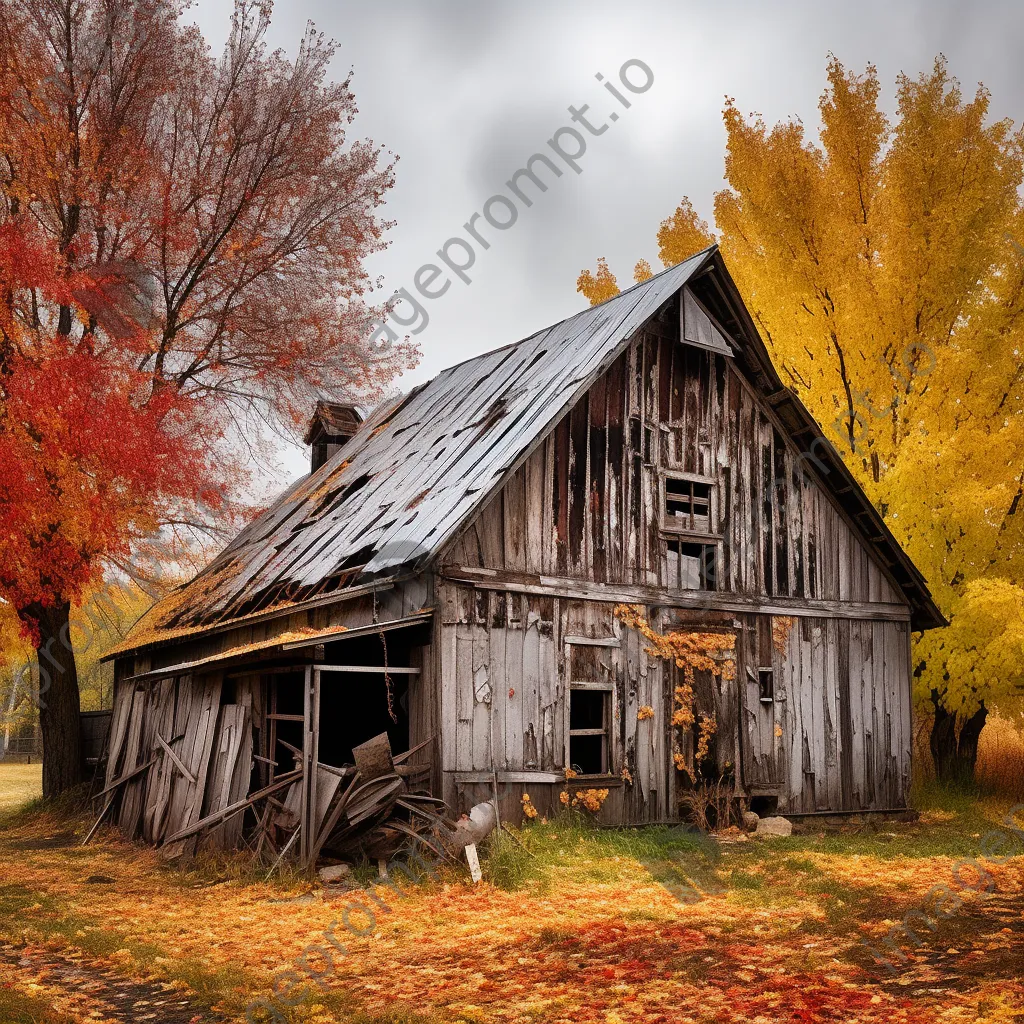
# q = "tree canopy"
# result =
<box><xmin>578</xmin><ymin>57</ymin><xmax>1024</xmax><ymax>774</ymax></box>
<box><xmin>0</xmin><ymin>0</ymin><xmax>410</xmax><ymax>793</ymax></box>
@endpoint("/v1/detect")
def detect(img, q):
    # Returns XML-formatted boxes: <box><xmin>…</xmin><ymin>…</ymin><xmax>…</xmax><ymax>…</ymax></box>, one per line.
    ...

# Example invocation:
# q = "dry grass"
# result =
<box><xmin>0</xmin><ymin>762</ymin><xmax>42</xmax><ymax>810</ymax></box>
<box><xmin>976</xmin><ymin>709</ymin><xmax>1024</xmax><ymax>799</ymax></box>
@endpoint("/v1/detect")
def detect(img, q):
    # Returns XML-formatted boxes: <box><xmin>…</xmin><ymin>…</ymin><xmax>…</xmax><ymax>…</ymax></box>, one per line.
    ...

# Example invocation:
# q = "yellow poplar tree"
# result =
<box><xmin>581</xmin><ymin>57</ymin><xmax>1024</xmax><ymax>782</ymax></box>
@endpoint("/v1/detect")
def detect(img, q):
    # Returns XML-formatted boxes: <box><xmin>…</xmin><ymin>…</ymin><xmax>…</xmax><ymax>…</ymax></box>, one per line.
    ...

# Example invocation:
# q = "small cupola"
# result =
<box><xmin>304</xmin><ymin>400</ymin><xmax>363</xmax><ymax>473</ymax></box>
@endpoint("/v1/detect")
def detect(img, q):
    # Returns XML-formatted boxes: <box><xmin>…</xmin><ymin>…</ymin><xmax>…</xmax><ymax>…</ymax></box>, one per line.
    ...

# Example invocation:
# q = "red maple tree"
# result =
<box><xmin>0</xmin><ymin>0</ymin><xmax>410</xmax><ymax>795</ymax></box>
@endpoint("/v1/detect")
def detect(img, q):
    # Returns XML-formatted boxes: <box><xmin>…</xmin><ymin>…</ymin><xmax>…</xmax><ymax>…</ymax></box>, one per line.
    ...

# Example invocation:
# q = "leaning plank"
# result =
<box><xmin>313</xmin><ymin>765</ymin><xmax>343</xmax><ymax>835</ymax></box>
<box><xmin>82</xmin><ymin>792</ymin><xmax>117</xmax><ymax>846</ymax></box>
<box><xmin>309</xmin><ymin>770</ymin><xmax>363</xmax><ymax>863</ymax></box>
<box><xmin>264</xmin><ymin>826</ymin><xmax>301</xmax><ymax>881</ymax></box>
<box><xmin>344</xmin><ymin>775</ymin><xmax>405</xmax><ymax>827</ymax></box>
<box><xmin>163</xmin><ymin>769</ymin><xmax>302</xmax><ymax>845</ymax></box>
<box><xmin>142</xmin><ymin>680</ymin><xmax>180</xmax><ymax>842</ymax></box>
<box><xmin>203</xmin><ymin>704</ymin><xmax>252</xmax><ymax>850</ymax></box>
<box><xmin>93</xmin><ymin>756</ymin><xmax>157</xmax><ymax>801</ymax></box>
<box><xmin>115</xmin><ymin>687</ymin><xmax>148</xmax><ymax>836</ymax></box>
<box><xmin>163</xmin><ymin>674</ymin><xmax>223</xmax><ymax>841</ymax></box>
<box><xmin>156</xmin><ymin>734</ymin><xmax>197</xmax><ymax>786</ymax></box>
<box><xmin>392</xmin><ymin>737</ymin><xmax>434</xmax><ymax>765</ymax></box>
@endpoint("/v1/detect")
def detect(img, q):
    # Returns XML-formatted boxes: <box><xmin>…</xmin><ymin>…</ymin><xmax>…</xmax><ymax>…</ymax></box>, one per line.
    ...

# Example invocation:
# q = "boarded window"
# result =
<box><xmin>568</xmin><ymin>644</ymin><xmax>602</xmax><ymax>683</ymax></box>
<box><xmin>666</xmin><ymin>540</ymin><xmax>717</xmax><ymax>590</ymax></box>
<box><xmin>664</xmin><ymin>477</ymin><xmax>712</xmax><ymax>533</ymax></box>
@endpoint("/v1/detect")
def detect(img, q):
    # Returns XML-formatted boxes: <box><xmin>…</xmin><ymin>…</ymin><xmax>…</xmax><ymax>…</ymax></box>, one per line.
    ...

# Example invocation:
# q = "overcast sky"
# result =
<box><xmin>187</xmin><ymin>0</ymin><xmax>1024</xmax><ymax>481</ymax></box>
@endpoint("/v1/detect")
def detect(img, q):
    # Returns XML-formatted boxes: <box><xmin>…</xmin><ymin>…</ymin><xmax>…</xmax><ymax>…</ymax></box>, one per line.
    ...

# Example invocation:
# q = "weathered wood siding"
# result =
<box><xmin>438</xmin><ymin>295</ymin><xmax>914</xmax><ymax>817</ymax></box>
<box><xmin>442</xmin><ymin>298</ymin><xmax>903</xmax><ymax>608</ymax></box>
<box><xmin>774</xmin><ymin>616</ymin><xmax>911</xmax><ymax>811</ymax></box>
<box><xmin>734</xmin><ymin>614</ymin><xmax>912</xmax><ymax>812</ymax></box>
<box><xmin>438</xmin><ymin>583</ymin><xmax>669</xmax><ymax>821</ymax></box>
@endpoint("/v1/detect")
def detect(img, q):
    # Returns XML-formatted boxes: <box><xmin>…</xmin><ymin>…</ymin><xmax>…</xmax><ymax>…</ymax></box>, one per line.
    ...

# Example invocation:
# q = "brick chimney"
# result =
<box><xmin>304</xmin><ymin>401</ymin><xmax>363</xmax><ymax>473</ymax></box>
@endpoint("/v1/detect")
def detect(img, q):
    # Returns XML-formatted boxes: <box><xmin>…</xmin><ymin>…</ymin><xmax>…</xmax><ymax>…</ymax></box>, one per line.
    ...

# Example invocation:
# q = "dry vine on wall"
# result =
<box><xmin>614</xmin><ymin>604</ymin><xmax>736</xmax><ymax>785</ymax></box>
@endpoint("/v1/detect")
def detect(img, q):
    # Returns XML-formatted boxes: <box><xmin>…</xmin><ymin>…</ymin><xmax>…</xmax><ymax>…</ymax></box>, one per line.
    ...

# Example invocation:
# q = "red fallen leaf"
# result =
<box><xmin>509</xmin><ymin>688</ymin><xmax>515</xmax><ymax>698</ymax></box>
<box><xmin>602</xmin><ymin>967</ymin><xmax>616</xmax><ymax>979</ymax></box>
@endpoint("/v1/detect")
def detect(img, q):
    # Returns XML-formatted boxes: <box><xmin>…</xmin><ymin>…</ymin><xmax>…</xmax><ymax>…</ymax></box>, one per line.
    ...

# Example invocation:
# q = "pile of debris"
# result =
<box><xmin>87</xmin><ymin>731</ymin><xmax>494</xmax><ymax>876</ymax></box>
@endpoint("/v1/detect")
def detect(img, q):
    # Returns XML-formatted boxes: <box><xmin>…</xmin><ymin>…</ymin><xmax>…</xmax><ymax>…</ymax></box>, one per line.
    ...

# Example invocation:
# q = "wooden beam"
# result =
<box><xmin>106</xmin><ymin>579</ymin><xmax>403</xmax><ymax>663</ymax></box>
<box><xmin>163</xmin><ymin>769</ymin><xmax>302</xmax><ymax>844</ymax></box>
<box><xmin>563</xmin><ymin>635</ymin><xmax>620</xmax><ymax>647</ymax></box>
<box><xmin>439</xmin><ymin>568</ymin><xmax>912</xmax><ymax>623</ymax></box>
<box><xmin>279</xmin><ymin>611</ymin><xmax>433</xmax><ymax>651</ymax></box>
<box><xmin>316</xmin><ymin>665</ymin><xmax>422</xmax><ymax>675</ymax></box>
<box><xmin>93</xmin><ymin>757</ymin><xmax>157</xmax><ymax>800</ymax></box>
<box><xmin>300</xmin><ymin>664</ymin><xmax>313</xmax><ymax>866</ymax></box>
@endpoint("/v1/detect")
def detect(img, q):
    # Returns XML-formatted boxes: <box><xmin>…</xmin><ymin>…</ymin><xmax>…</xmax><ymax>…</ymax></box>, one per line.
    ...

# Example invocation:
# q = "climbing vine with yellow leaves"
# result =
<box><xmin>614</xmin><ymin>604</ymin><xmax>736</xmax><ymax>785</ymax></box>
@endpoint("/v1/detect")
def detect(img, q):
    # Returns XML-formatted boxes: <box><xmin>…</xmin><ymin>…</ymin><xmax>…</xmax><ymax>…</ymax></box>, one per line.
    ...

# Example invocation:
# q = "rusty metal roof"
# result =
<box><xmin>113</xmin><ymin>243</ymin><xmax>943</xmax><ymax>655</ymax></box>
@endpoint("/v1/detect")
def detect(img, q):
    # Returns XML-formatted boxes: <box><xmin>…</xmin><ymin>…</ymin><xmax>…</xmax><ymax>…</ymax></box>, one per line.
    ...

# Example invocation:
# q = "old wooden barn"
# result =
<box><xmin>101</xmin><ymin>245</ymin><xmax>943</xmax><ymax>861</ymax></box>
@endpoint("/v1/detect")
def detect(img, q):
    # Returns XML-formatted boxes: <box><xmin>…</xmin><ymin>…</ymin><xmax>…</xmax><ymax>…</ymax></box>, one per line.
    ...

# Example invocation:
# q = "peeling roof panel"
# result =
<box><xmin>119</xmin><ymin>249</ymin><xmax>716</xmax><ymax>648</ymax></box>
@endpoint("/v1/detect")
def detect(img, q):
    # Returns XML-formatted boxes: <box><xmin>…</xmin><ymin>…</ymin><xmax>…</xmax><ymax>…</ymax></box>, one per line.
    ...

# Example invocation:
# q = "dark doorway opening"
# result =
<box><xmin>317</xmin><ymin>671</ymin><xmax>409</xmax><ymax>767</ymax></box>
<box><xmin>315</xmin><ymin>631</ymin><xmax>423</xmax><ymax>766</ymax></box>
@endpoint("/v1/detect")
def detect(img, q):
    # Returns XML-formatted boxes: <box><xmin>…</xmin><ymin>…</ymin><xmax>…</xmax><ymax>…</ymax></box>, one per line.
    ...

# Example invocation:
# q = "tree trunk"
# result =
<box><xmin>930</xmin><ymin>689</ymin><xmax>987</xmax><ymax>785</ymax></box>
<box><xmin>23</xmin><ymin>601</ymin><xmax>82</xmax><ymax>797</ymax></box>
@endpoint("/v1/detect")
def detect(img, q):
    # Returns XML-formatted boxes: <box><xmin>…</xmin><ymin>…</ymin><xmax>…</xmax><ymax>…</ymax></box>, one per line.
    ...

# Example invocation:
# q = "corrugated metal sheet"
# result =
<box><xmin>119</xmin><ymin>249</ymin><xmax>716</xmax><ymax>647</ymax></box>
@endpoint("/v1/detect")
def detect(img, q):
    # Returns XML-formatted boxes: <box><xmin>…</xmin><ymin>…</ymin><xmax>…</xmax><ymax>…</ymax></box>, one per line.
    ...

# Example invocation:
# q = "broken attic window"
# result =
<box><xmin>665</xmin><ymin>476</ymin><xmax>712</xmax><ymax>533</ymax></box>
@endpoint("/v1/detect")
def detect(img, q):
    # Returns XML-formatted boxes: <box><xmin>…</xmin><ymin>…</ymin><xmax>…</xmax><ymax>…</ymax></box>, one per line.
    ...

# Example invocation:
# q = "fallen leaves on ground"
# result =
<box><xmin>0</xmin><ymin>806</ymin><xmax>1022</xmax><ymax>1023</ymax></box>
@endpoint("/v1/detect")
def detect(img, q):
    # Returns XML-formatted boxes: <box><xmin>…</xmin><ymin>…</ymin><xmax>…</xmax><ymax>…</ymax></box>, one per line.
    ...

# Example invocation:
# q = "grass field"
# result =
<box><xmin>0</xmin><ymin>762</ymin><xmax>42</xmax><ymax>810</ymax></box>
<box><xmin>0</xmin><ymin>787</ymin><xmax>1021</xmax><ymax>1023</ymax></box>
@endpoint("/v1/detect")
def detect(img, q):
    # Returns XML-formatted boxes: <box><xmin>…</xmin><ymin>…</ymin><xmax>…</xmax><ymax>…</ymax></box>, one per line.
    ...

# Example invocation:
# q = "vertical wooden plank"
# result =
<box><xmin>503</xmin><ymin>469</ymin><xmax>527</xmax><ymax>572</ymax></box>
<box><xmin>522</xmin><ymin>600</ymin><xmax>543</xmax><ymax>768</ymax></box>
<box><xmin>823</xmin><ymin>619</ymin><xmax>842</xmax><ymax>810</ymax></box>
<box><xmin>525</xmin><ymin>448</ymin><xmax>545</xmax><ymax>573</ymax></box>
<box><xmin>542</xmin><ymin>435</ymin><xmax>556</xmax><ymax>575</ymax></box>
<box><xmin>772</xmin><ymin>431</ymin><xmax>790</xmax><ymax>596</ymax></box>
<box><xmin>606</xmin><ymin>355</ymin><xmax>625</xmax><ymax>582</ymax></box>
<box><xmin>553</xmin><ymin>416</ymin><xmax>570</xmax><ymax>576</ymax></box>
<box><xmin>847</xmin><ymin>621</ymin><xmax>866</xmax><ymax>808</ymax></box>
<box><xmin>505</xmin><ymin>603</ymin><xmax>524</xmax><ymax>770</ymax></box>
<box><xmin>299</xmin><ymin>665</ymin><xmax>312</xmax><ymax>864</ymax></box>
<box><xmin>440</xmin><ymin>600</ymin><xmax>458</xmax><ymax>785</ymax></box>
<box><xmin>860</xmin><ymin>617</ymin><xmax>876</xmax><ymax>807</ymax></box>
<box><xmin>490</xmin><ymin>593</ymin><xmax>508</xmax><ymax>772</ymax></box>
<box><xmin>456</xmin><ymin>630</ymin><xmax>474</xmax><ymax>771</ymax></box>
<box><xmin>808</xmin><ymin>620</ymin><xmax>824</xmax><ymax>811</ymax></box>
<box><xmin>787</xmin><ymin>621</ymin><xmax>806</xmax><ymax>811</ymax></box>
<box><xmin>589</xmin><ymin>373</ymin><xmax>609</xmax><ymax>583</ymax></box>
<box><xmin>902</xmin><ymin>621</ymin><xmax>913</xmax><ymax>805</ymax></box>
<box><xmin>568</xmin><ymin>396</ymin><xmax>589</xmax><ymax>577</ymax></box>
<box><xmin>471</xmin><ymin>627</ymin><xmax>491</xmax><ymax>771</ymax></box>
